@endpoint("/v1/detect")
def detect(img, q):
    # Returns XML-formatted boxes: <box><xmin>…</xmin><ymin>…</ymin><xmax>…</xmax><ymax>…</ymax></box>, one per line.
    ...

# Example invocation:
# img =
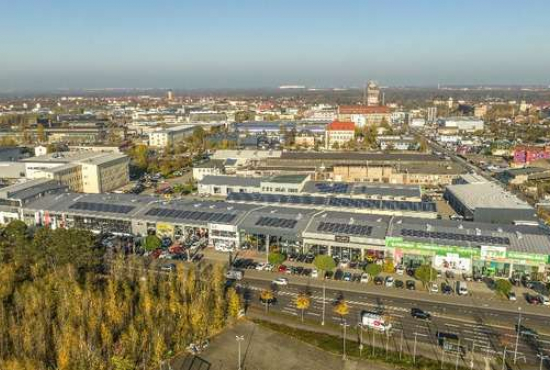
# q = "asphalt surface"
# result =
<box><xmin>237</xmin><ymin>275</ymin><xmax>550</xmax><ymax>369</ymax></box>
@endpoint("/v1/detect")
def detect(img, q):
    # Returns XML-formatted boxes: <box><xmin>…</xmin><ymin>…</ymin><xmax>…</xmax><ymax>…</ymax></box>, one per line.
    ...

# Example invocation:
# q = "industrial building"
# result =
<box><xmin>444</xmin><ymin>180</ymin><xmax>536</xmax><ymax>224</ymax></box>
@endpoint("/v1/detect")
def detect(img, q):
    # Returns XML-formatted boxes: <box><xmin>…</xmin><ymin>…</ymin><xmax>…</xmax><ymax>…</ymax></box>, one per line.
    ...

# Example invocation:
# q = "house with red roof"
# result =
<box><xmin>325</xmin><ymin>120</ymin><xmax>355</xmax><ymax>149</ymax></box>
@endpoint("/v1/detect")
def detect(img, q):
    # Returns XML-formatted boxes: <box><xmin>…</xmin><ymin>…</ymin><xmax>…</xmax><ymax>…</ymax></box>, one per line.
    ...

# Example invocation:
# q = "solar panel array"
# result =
<box><xmin>255</xmin><ymin>216</ymin><xmax>297</xmax><ymax>229</ymax></box>
<box><xmin>318</xmin><ymin>222</ymin><xmax>372</xmax><ymax>236</ymax></box>
<box><xmin>69</xmin><ymin>201</ymin><xmax>135</xmax><ymax>214</ymax></box>
<box><xmin>314</xmin><ymin>183</ymin><xmax>349</xmax><ymax>194</ymax></box>
<box><xmin>226</xmin><ymin>192</ymin><xmax>436</xmax><ymax>212</ymax></box>
<box><xmin>145</xmin><ymin>207</ymin><xmax>236</xmax><ymax>223</ymax></box>
<box><xmin>400</xmin><ymin>229</ymin><xmax>510</xmax><ymax>245</ymax></box>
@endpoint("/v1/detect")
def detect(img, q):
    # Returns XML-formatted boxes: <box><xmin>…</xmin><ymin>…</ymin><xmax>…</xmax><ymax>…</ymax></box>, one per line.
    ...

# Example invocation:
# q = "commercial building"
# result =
<box><xmin>325</xmin><ymin>121</ymin><xmax>355</xmax><ymax>149</ymax></box>
<box><xmin>513</xmin><ymin>146</ymin><xmax>550</xmax><ymax>166</ymax></box>
<box><xmin>444</xmin><ymin>180</ymin><xmax>536</xmax><ymax>224</ymax></box>
<box><xmin>22</xmin><ymin>152</ymin><xmax>130</xmax><ymax>193</ymax></box>
<box><xmin>376</xmin><ymin>135</ymin><xmax>419</xmax><ymax>151</ymax></box>
<box><xmin>437</xmin><ymin>117</ymin><xmax>484</xmax><ymax>133</ymax></box>
<box><xmin>337</xmin><ymin>105</ymin><xmax>392</xmax><ymax>127</ymax></box>
<box><xmin>6</xmin><ymin>185</ymin><xmax>547</xmax><ymax>279</ymax></box>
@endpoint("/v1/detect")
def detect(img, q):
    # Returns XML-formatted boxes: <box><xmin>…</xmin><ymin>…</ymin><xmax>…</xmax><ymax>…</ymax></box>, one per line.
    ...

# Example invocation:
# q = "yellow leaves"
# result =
<box><xmin>260</xmin><ymin>289</ymin><xmax>274</xmax><ymax>302</ymax></box>
<box><xmin>227</xmin><ymin>287</ymin><xmax>242</xmax><ymax>319</ymax></box>
<box><xmin>295</xmin><ymin>293</ymin><xmax>311</xmax><ymax>311</ymax></box>
<box><xmin>334</xmin><ymin>301</ymin><xmax>349</xmax><ymax>317</ymax></box>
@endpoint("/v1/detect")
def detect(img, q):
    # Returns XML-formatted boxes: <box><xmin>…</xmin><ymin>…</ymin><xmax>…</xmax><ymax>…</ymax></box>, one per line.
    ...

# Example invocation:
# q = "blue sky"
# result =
<box><xmin>1</xmin><ymin>0</ymin><xmax>549</xmax><ymax>90</ymax></box>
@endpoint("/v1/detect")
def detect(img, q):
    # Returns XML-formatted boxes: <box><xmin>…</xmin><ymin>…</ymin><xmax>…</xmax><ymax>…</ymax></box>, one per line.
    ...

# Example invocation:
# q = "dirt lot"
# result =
<box><xmin>172</xmin><ymin>320</ymin><xmax>396</xmax><ymax>370</ymax></box>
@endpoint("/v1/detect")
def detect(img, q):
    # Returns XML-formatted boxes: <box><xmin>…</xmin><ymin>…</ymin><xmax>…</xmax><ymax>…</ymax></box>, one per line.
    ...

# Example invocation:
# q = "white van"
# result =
<box><xmin>457</xmin><ymin>281</ymin><xmax>468</xmax><ymax>296</ymax></box>
<box><xmin>361</xmin><ymin>311</ymin><xmax>392</xmax><ymax>332</ymax></box>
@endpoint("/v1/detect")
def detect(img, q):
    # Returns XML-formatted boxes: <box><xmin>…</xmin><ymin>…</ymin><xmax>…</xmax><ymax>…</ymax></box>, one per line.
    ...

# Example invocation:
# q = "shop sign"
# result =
<box><xmin>385</xmin><ymin>237</ymin><xmax>480</xmax><ymax>258</ymax></box>
<box><xmin>335</xmin><ymin>235</ymin><xmax>350</xmax><ymax>243</ymax></box>
<box><xmin>480</xmin><ymin>245</ymin><xmax>507</xmax><ymax>260</ymax></box>
<box><xmin>506</xmin><ymin>251</ymin><xmax>549</xmax><ymax>264</ymax></box>
<box><xmin>156</xmin><ymin>222</ymin><xmax>174</xmax><ymax>237</ymax></box>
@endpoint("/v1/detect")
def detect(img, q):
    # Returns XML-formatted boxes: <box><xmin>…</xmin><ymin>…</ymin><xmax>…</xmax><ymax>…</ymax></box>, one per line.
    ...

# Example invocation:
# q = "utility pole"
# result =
<box><xmin>236</xmin><ymin>335</ymin><xmax>244</xmax><ymax>370</ymax></box>
<box><xmin>514</xmin><ymin>307</ymin><xmax>522</xmax><ymax>364</ymax></box>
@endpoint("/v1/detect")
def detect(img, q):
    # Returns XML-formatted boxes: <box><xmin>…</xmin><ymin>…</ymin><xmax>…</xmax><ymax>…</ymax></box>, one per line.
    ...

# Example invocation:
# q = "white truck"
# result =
<box><xmin>360</xmin><ymin>311</ymin><xmax>392</xmax><ymax>332</ymax></box>
<box><xmin>225</xmin><ymin>269</ymin><xmax>244</xmax><ymax>281</ymax></box>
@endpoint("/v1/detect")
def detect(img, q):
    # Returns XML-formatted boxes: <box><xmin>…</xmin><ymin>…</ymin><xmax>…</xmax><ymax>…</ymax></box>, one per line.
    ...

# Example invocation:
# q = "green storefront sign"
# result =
<box><xmin>385</xmin><ymin>237</ymin><xmax>549</xmax><ymax>264</ymax></box>
<box><xmin>385</xmin><ymin>237</ymin><xmax>480</xmax><ymax>258</ymax></box>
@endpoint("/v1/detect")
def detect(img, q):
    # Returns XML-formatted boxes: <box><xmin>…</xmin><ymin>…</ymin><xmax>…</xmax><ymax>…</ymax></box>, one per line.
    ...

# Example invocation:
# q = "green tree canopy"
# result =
<box><xmin>268</xmin><ymin>252</ymin><xmax>286</xmax><ymax>266</ymax></box>
<box><xmin>365</xmin><ymin>263</ymin><xmax>382</xmax><ymax>277</ymax></box>
<box><xmin>144</xmin><ymin>235</ymin><xmax>162</xmax><ymax>251</ymax></box>
<box><xmin>494</xmin><ymin>279</ymin><xmax>513</xmax><ymax>296</ymax></box>
<box><xmin>414</xmin><ymin>265</ymin><xmax>438</xmax><ymax>286</ymax></box>
<box><xmin>313</xmin><ymin>255</ymin><xmax>336</xmax><ymax>272</ymax></box>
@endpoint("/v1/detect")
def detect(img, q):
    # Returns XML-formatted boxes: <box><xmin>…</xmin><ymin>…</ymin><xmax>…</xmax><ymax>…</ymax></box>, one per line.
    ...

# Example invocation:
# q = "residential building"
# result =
<box><xmin>325</xmin><ymin>120</ymin><xmax>355</xmax><ymax>149</ymax></box>
<box><xmin>148</xmin><ymin>125</ymin><xmax>196</xmax><ymax>147</ymax></box>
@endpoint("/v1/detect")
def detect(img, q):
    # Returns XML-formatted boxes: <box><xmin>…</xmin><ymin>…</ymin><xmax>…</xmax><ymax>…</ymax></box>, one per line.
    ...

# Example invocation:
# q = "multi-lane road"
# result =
<box><xmin>238</xmin><ymin>275</ymin><xmax>550</xmax><ymax>369</ymax></box>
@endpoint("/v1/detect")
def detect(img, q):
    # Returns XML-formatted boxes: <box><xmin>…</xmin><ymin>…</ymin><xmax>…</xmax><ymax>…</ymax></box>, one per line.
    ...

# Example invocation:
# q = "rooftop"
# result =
<box><xmin>201</xmin><ymin>175</ymin><xmax>261</xmax><ymax>188</ymax></box>
<box><xmin>338</xmin><ymin>105</ymin><xmax>391</xmax><ymax>114</ymax></box>
<box><xmin>327</xmin><ymin>120</ymin><xmax>355</xmax><ymax>131</ymax></box>
<box><xmin>264</xmin><ymin>174</ymin><xmax>309</xmax><ymax>184</ymax></box>
<box><xmin>445</xmin><ymin>182</ymin><xmax>533</xmax><ymax>211</ymax></box>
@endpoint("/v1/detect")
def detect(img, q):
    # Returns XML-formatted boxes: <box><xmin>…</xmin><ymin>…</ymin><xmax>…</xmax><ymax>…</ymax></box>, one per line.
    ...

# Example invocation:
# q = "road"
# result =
<box><xmin>238</xmin><ymin>275</ymin><xmax>550</xmax><ymax>369</ymax></box>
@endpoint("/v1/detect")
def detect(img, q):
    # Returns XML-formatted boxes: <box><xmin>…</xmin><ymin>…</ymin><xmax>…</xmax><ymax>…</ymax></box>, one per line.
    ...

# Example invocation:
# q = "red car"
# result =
<box><xmin>526</xmin><ymin>293</ymin><xmax>539</xmax><ymax>305</ymax></box>
<box><xmin>278</xmin><ymin>265</ymin><xmax>287</xmax><ymax>273</ymax></box>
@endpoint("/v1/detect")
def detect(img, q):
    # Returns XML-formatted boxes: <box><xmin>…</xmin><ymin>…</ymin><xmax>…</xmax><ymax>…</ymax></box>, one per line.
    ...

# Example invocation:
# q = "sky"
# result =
<box><xmin>0</xmin><ymin>0</ymin><xmax>549</xmax><ymax>90</ymax></box>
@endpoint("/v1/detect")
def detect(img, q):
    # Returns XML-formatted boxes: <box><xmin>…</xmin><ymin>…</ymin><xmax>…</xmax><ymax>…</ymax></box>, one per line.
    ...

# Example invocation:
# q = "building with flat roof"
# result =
<box><xmin>437</xmin><ymin>117</ymin><xmax>484</xmax><ymax>133</ymax></box>
<box><xmin>11</xmin><ymin>188</ymin><xmax>547</xmax><ymax>278</ymax></box>
<box><xmin>337</xmin><ymin>105</ymin><xmax>392</xmax><ymax>127</ymax></box>
<box><xmin>22</xmin><ymin>152</ymin><xmax>129</xmax><ymax>193</ymax></box>
<box><xmin>444</xmin><ymin>181</ymin><xmax>535</xmax><ymax>224</ymax></box>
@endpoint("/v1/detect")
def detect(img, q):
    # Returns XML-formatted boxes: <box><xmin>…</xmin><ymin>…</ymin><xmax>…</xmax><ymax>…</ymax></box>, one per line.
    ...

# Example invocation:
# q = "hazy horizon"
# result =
<box><xmin>2</xmin><ymin>0</ymin><xmax>550</xmax><ymax>91</ymax></box>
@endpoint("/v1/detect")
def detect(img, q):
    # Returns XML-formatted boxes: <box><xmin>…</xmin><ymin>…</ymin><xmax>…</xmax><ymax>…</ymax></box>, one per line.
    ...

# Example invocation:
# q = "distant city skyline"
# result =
<box><xmin>1</xmin><ymin>0</ymin><xmax>550</xmax><ymax>91</ymax></box>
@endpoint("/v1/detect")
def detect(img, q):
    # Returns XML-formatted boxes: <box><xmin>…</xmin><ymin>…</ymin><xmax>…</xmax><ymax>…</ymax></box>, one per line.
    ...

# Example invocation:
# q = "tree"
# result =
<box><xmin>295</xmin><ymin>293</ymin><xmax>311</xmax><ymax>323</ymax></box>
<box><xmin>365</xmin><ymin>263</ymin><xmax>382</xmax><ymax>277</ymax></box>
<box><xmin>227</xmin><ymin>287</ymin><xmax>242</xmax><ymax>319</ymax></box>
<box><xmin>494</xmin><ymin>279</ymin><xmax>513</xmax><ymax>296</ymax></box>
<box><xmin>333</xmin><ymin>300</ymin><xmax>349</xmax><ymax>321</ymax></box>
<box><xmin>382</xmin><ymin>258</ymin><xmax>395</xmax><ymax>274</ymax></box>
<box><xmin>268</xmin><ymin>252</ymin><xmax>286</xmax><ymax>266</ymax></box>
<box><xmin>313</xmin><ymin>255</ymin><xmax>336</xmax><ymax>272</ymax></box>
<box><xmin>144</xmin><ymin>235</ymin><xmax>162</xmax><ymax>251</ymax></box>
<box><xmin>260</xmin><ymin>289</ymin><xmax>275</xmax><ymax>313</ymax></box>
<box><xmin>414</xmin><ymin>265</ymin><xmax>437</xmax><ymax>286</ymax></box>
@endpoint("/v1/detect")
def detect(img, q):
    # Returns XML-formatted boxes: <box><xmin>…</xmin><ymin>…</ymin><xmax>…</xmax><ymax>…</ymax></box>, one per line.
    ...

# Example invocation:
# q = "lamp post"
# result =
<box><xmin>341</xmin><ymin>320</ymin><xmax>350</xmax><ymax>360</ymax></box>
<box><xmin>514</xmin><ymin>307</ymin><xmax>522</xmax><ymax>364</ymax></box>
<box><xmin>236</xmin><ymin>335</ymin><xmax>244</xmax><ymax>370</ymax></box>
<box><xmin>321</xmin><ymin>279</ymin><xmax>326</xmax><ymax>326</ymax></box>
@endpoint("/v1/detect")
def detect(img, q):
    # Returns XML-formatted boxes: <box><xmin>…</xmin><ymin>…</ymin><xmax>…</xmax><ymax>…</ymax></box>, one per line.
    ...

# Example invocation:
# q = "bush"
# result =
<box><xmin>268</xmin><ymin>252</ymin><xmax>286</xmax><ymax>266</ymax></box>
<box><xmin>313</xmin><ymin>255</ymin><xmax>336</xmax><ymax>272</ymax></box>
<box><xmin>144</xmin><ymin>235</ymin><xmax>162</xmax><ymax>251</ymax></box>
<box><xmin>494</xmin><ymin>279</ymin><xmax>512</xmax><ymax>296</ymax></box>
<box><xmin>365</xmin><ymin>263</ymin><xmax>382</xmax><ymax>277</ymax></box>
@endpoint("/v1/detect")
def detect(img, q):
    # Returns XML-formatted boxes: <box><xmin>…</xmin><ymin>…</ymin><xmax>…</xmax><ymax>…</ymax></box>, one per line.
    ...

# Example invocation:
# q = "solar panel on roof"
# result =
<box><xmin>255</xmin><ymin>216</ymin><xmax>297</xmax><ymax>229</ymax></box>
<box><xmin>399</xmin><ymin>228</ymin><xmax>510</xmax><ymax>245</ymax></box>
<box><xmin>317</xmin><ymin>222</ymin><xmax>372</xmax><ymax>237</ymax></box>
<box><xmin>69</xmin><ymin>201</ymin><xmax>135</xmax><ymax>214</ymax></box>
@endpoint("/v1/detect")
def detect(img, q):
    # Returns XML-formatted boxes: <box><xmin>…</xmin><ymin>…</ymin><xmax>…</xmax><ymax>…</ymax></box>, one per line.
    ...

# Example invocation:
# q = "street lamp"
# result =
<box><xmin>538</xmin><ymin>353</ymin><xmax>549</xmax><ymax>370</ymax></box>
<box><xmin>514</xmin><ymin>307</ymin><xmax>522</xmax><ymax>364</ymax></box>
<box><xmin>236</xmin><ymin>335</ymin><xmax>245</xmax><ymax>370</ymax></box>
<box><xmin>341</xmin><ymin>320</ymin><xmax>350</xmax><ymax>360</ymax></box>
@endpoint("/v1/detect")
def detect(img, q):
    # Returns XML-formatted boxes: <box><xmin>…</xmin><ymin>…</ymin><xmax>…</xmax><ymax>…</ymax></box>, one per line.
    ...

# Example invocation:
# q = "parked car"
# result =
<box><xmin>508</xmin><ymin>292</ymin><xmax>517</xmax><ymax>301</ymax></box>
<box><xmin>343</xmin><ymin>272</ymin><xmax>352</xmax><ymax>282</ymax></box>
<box><xmin>334</xmin><ymin>269</ymin><xmax>344</xmax><ymax>281</ymax></box>
<box><xmin>406</xmin><ymin>280</ymin><xmax>416</xmax><ymax>290</ymax></box>
<box><xmin>411</xmin><ymin>308</ymin><xmax>431</xmax><ymax>320</ymax></box>
<box><xmin>272</xmin><ymin>277</ymin><xmax>289</xmax><ymax>286</ymax></box>
<box><xmin>395</xmin><ymin>279</ymin><xmax>404</xmax><ymax>289</ymax></box>
<box><xmin>442</xmin><ymin>283</ymin><xmax>453</xmax><ymax>295</ymax></box>
<box><xmin>538</xmin><ymin>295</ymin><xmax>550</xmax><ymax>306</ymax></box>
<box><xmin>430</xmin><ymin>283</ymin><xmax>439</xmax><ymax>293</ymax></box>
<box><xmin>374</xmin><ymin>276</ymin><xmax>384</xmax><ymax>285</ymax></box>
<box><xmin>160</xmin><ymin>264</ymin><xmax>176</xmax><ymax>272</ymax></box>
<box><xmin>396</xmin><ymin>266</ymin><xmax>404</xmax><ymax>275</ymax></box>
<box><xmin>278</xmin><ymin>265</ymin><xmax>288</xmax><ymax>273</ymax></box>
<box><xmin>526</xmin><ymin>293</ymin><xmax>540</xmax><ymax>305</ymax></box>
<box><xmin>311</xmin><ymin>269</ymin><xmax>318</xmax><ymax>278</ymax></box>
<box><xmin>360</xmin><ymin>273</ymin><xmax>370</xmax><ymax>283</ymax></box>
<box><xmin>325</xmin><ymin>271</ymin><xmax>334</xmax><ymax>280</ymax></box>
<box><xmin>385</xmin><ymin>276</ymin><xmax>395</xmax><ymax>287</ymax></box>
